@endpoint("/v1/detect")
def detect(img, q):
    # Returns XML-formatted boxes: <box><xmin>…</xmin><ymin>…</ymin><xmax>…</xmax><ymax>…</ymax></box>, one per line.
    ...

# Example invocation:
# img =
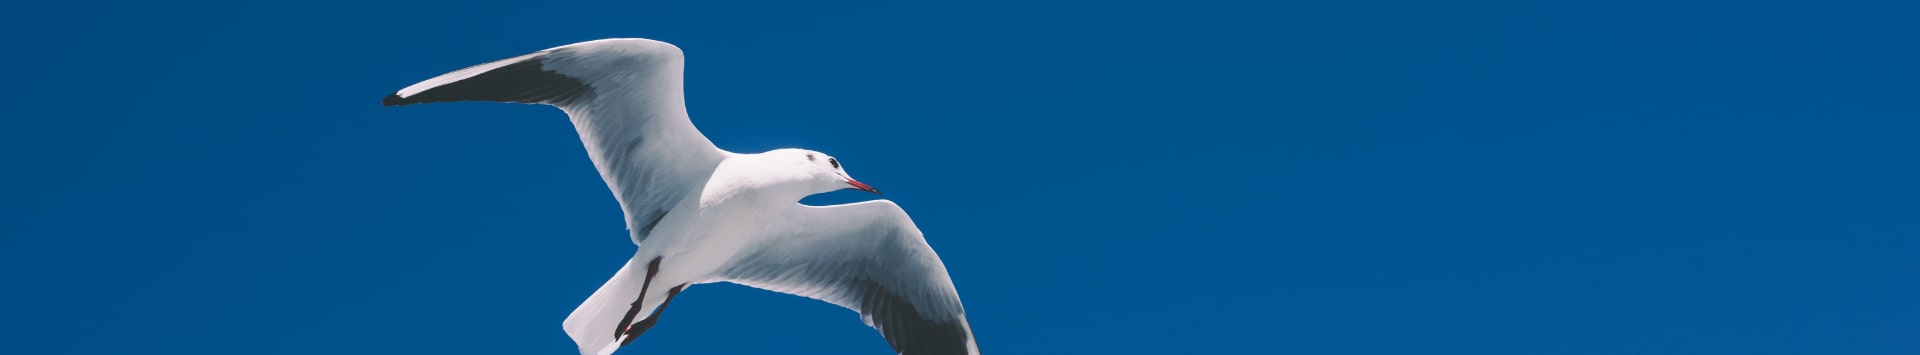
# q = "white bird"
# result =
<box><xmin>382</xmin><ymin>38</ymin><xmax>979</xmax><ymax>355</ymax></box>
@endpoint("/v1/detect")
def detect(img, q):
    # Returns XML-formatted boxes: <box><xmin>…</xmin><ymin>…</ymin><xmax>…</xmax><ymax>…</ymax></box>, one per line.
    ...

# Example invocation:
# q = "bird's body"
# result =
<box><xmin>384</xmin><ymin>39</ymin><xmax>978</xmax><ymax>355</ymax></box>
<box><xmin>621</xmin><ymin>151</ymin><xmax>827</xmax><ymax>305</ymax></box>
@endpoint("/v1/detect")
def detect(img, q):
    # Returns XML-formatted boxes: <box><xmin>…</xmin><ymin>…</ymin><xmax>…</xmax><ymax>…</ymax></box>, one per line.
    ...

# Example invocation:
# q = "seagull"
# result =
<box><xmin>381</xmin><ymin>38</ymin><xmax>979</xmax><ymax>355</ymax></box>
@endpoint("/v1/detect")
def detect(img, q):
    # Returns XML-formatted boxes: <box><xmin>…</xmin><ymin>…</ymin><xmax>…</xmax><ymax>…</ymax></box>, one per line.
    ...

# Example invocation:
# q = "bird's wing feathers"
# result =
<box><xmin>384</xmin><ymin>39</ymin><xmax>727</xmax><ymax>244</ymax></box>
<box><xmin>386</xmin><ymin>39</ymin><xmax>980</xmax><ymax>354</ymax></box>
<box><xmin>721</xmin><ymin>200</ymin><xmax>980</xmax><ymax>355</ymax></box>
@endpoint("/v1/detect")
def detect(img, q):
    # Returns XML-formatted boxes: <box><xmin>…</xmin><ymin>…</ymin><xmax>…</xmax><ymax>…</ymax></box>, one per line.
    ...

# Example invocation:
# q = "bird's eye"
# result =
<box><xmin>828</xmin><ymin>158</ymin><xmax>840</xmax><ymax>169</ymax></box>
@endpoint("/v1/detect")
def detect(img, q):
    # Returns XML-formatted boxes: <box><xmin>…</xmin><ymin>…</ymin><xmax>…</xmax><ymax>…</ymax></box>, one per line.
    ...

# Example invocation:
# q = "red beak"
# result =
<box><xmin>846</xmin><ymin>180</ymin><xmax>882</xmax><ymax>195</ymax></box>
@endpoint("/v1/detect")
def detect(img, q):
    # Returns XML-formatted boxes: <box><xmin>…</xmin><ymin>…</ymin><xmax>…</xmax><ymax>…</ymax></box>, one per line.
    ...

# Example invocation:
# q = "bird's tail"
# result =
<box><xmin>562</xmin><ymin>255</ymin><xmax>665</xmax><ymax>355</ymax></box>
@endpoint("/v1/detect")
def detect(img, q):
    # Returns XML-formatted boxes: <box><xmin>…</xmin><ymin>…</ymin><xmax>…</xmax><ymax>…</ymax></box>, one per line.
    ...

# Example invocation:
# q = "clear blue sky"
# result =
<box><xmin>2</xmin><ymin>0</ymin><xmax>1915</xmax><ymax>354</ymax></box>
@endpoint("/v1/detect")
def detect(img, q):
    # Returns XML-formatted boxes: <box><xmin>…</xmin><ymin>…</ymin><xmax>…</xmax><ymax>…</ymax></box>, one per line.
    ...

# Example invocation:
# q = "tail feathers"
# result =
<box><xmin>382</xmin><ymin>51</ymin><xmax>593</xmax><ymax>107</ymax></box>
<box><xmin>563</xmin><ymin>256</ymin><xmax>654</xmax><ymax>355</ymax></box>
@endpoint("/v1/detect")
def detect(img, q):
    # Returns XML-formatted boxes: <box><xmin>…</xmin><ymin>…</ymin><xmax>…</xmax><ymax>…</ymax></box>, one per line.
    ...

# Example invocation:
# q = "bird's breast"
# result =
<box><xmin>640</xmin><ymin>200</ymin><xmax>784</xmax><ymax>280</ymax></box>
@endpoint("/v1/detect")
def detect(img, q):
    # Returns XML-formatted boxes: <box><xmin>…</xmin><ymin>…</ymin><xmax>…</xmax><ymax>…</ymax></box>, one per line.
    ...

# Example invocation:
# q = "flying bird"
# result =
<box><xmin>382</xmin><ymin>38</ymin><xmax>979</xmax><ymax>355</ymax></box>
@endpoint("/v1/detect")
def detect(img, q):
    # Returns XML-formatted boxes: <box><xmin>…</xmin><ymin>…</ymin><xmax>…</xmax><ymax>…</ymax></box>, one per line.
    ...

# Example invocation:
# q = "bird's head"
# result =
<box><xmin>770</xmin><ymin>148</ymin><xmax>881</xmax><ymax>196</ymax></box>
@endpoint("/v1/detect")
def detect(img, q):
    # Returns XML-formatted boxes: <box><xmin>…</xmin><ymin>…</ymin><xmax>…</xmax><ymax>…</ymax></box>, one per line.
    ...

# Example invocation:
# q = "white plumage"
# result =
<box><xmin>384</xmin><ymin>38</ymin><xmax>978</xmax><ymax>355</ymax></box>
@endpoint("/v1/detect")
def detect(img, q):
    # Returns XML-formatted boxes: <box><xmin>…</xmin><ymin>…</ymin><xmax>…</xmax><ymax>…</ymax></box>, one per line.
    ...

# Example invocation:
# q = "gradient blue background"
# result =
<box><xmin>2</xmin><ymin>1</ymin><xmax>1915</xmax><ymax>354</ymax></box>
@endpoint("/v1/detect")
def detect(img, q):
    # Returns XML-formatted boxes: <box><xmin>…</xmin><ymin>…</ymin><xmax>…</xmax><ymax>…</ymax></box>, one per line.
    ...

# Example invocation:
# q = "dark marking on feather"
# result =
<box><xmin>854</xmin><ymin>278</ymin><xmax>972</xmax><ymax>355</ymax></box>
<box><xmin>381</xmin><ymin>53</ymin><xmax>593</xmax><ymax>107</ymax></box>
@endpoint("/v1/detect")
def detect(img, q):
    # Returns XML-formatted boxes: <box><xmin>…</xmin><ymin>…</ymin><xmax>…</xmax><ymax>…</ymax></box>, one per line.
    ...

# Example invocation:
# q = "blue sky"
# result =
<box><xmin>2</xmin><ymin>0</ymin><xmax>1915</xmax><ymax>354</ymax></box>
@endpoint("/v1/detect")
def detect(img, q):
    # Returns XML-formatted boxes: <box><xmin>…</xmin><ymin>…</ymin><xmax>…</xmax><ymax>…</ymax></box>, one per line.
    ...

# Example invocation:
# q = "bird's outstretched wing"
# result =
<box><xmin>721</xmin><ymin>200</ymin><xmax>980</xmax><ymax>355</ymax></box>
<box><xmin>383</xmin><ymin>38</ymin><xmax>727</xmax><ymax>244</ymax></box>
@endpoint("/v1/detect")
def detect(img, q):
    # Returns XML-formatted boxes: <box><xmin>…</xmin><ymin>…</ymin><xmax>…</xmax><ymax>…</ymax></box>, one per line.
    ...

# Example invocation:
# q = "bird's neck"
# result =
<box><xmin>699</xmin><ymin>155</ymin><xmax>816</xmax><ymax>209</ymax></box>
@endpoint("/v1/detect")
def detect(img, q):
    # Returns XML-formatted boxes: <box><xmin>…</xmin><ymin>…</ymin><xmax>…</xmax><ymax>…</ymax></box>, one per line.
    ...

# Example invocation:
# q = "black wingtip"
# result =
<box><xmin>381</xmin><ymin>93</ymin><xmax>410</xmax><ymax>107</ymax></box>
<box><xmin>379</xmin><ymin>53</ymin><xmax>592</xmax><ymax>108</ymax></box>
